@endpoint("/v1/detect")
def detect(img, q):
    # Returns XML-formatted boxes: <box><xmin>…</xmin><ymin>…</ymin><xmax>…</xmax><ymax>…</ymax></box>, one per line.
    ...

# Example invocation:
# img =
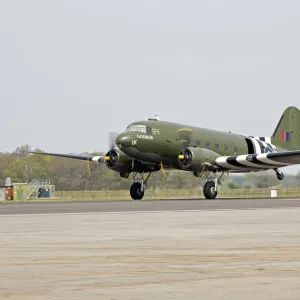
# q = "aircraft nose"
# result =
<box><xmin>116</xmin><ymin>133</ymin><xmax>131</xmax><ymax>148</ymax></box>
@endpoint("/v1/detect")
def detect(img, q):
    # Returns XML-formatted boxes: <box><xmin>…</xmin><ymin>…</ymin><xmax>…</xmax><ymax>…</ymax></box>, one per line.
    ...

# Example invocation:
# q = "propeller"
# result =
<box><xmin>103</xmin><ymin>132</ymin><xmax>120</xmax><ymax>168</ymax></box>
<box><xmin>178</xmin><ymin>149</ymin><xmax>192</xmax><ymax>169</ymax></box>
<box><xmin>176</xmin><ymin>127</ymin><xmax>194</xmax><ymax>170</ymax></box>
<box><xmin>86</xmin><ymin>132</ymin><xmax>119</xmax><ymax>174</ymax></box>
<box><xmin>108</xmin><ymin>132</ymin><xmax>119</xmax><ymax>151</ymax></box>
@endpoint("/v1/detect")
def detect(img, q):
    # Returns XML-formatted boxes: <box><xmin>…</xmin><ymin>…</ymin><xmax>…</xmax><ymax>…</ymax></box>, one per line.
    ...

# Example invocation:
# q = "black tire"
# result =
<box><xmin>130</xmin><ymin>182</ymin><xmax>144</xmax><ymax>200</ymax></box>
<box><xmin>277</xmin><ymin>172</ymin><xmax>284</xmax><ymax>180</ymax></box>
<box><xmin>203</xmin><ymin>181</ymin><xmax>218</xmax><ymax>199</ymax></box>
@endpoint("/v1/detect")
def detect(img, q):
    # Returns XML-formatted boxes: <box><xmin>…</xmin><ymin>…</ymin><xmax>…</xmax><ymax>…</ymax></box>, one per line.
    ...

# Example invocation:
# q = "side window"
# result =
<box><xmin>234</xmin><ymin>147</ymin><xmax>238</xmax><ymax>153</ymax></box>
<box><xmin>205</xmin><ymin>142</ymin><xmax>210</xmax><ymax>149</ymax></box>
<box><xmin>146</xmin><ymin>127</ymin><xmax>152</xmax><ymax>134</ymax></box>
<box><xmin>224</xmin><ymin>145</ymin><xmax>229</xmax><ymax>151</ymax></box>
<box><xmin>215</xmin><ymin>144</ymin><xmax>220</xmax><ymax>149</ymax></box>
<box><xmin>196</xmin><ymin>140</ymin><xmax>200</xmax><ymax>146</ymax></box>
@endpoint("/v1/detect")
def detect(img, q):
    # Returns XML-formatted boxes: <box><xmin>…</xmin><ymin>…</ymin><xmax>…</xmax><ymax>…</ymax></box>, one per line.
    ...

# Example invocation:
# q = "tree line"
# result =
<box><xmin>0</xmin><ymin>145</ymin><xmax>299</xmax><ymax>190</ymax></box>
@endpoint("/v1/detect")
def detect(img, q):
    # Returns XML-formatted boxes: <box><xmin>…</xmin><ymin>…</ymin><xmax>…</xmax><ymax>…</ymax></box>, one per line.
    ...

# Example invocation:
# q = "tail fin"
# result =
<box><xmin>272</xmin><ymin>106</ymin><xmax>300</xmax><ymax>150</ymax></box>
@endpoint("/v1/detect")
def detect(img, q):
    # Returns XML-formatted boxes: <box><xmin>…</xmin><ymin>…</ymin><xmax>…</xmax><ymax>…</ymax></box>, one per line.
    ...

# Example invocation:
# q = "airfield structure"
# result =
<box><xmin>13</xmin><ymin>180</ymin><xmax>56</xmax><ymax>200</ymax></box>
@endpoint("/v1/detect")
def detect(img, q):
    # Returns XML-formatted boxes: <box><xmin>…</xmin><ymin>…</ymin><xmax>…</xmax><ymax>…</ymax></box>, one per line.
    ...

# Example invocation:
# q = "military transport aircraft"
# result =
<box><xmin>31</xmin><ymin>106</ymin><xmax>300</xmax><ymax>200</ymax></box>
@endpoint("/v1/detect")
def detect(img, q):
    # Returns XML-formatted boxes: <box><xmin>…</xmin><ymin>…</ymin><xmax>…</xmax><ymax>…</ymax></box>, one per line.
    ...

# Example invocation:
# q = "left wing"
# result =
<box><xmin>30</xmin><ymin>151</ymin><xmax>106</xmax><ymax>163</ymax></box>
<box><xmin>215</xmin><ymin>150</ymin><xmax>300</xmax><ymax>171</ymax></box>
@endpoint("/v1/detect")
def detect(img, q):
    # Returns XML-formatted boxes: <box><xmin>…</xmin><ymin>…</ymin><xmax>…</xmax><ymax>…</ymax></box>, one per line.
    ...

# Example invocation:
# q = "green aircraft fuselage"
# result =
<box><xmin>117</xmin><ymin>119</ymin><xmax>254</xmax><ymax>168</ymax></box>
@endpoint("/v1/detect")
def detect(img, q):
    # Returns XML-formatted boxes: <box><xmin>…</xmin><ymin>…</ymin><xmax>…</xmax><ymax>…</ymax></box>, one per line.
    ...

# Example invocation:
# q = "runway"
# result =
<box><xmin>1</xmin><ymin>197</ymin><xmax>300</xmax><ymax>215</ymax></box>
<box><xmin>1</xmin><ymin>199</ymin><xmax>300</xmax><ymax>299</ymax></box>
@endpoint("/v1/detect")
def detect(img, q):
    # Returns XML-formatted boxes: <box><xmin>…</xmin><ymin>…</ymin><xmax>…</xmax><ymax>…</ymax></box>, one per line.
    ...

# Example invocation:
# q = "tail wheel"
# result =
<box><xmin>277</xmin><ymin>172</ymin><xmax>284</xmax><ymax>180</ymax></box>
<box><xmin>130</xmin><ymin>182</ymin><xmax>144</xmax><ymax>200</ymax></box>
<box><xmin>203</xmin><ymin>181</ymin><xmax>218</xmax><ymax>199</ymax></box>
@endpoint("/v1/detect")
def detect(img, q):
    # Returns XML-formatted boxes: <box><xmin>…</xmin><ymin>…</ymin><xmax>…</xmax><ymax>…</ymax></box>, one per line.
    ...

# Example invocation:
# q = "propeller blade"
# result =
<box><xmin>108</xmin><ymin>132</ymin><xmax>119</xmax><ymax>150</ymax></box>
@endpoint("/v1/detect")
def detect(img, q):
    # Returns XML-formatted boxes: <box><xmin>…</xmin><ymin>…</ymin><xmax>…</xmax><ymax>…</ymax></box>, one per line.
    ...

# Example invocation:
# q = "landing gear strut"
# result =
<box><xmin>274</xmin><ymin>168</ymin><xmax>284</xmax><ymax>180</ymax></box>
<box><xmin>130</xmin><ymin>172</ymin><xmax>151</xmax><ymax>200</ymax></box>
<box><xmin>202</xmin><ymin>171</ymin><xmax>224</xmax><ymax>199</ymax></box>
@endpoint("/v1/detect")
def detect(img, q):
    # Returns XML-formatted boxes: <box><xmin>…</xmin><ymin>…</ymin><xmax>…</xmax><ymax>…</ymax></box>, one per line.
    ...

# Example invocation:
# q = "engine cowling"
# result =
<box><xmin>104</xmin><ymin>148</ymin><xmax>132</xmax><ymax>172</ymax></box>
<box><xmin>178</xmin><ymin>147</ymin><xmax>220</xmax><ymax>170</ymax></box>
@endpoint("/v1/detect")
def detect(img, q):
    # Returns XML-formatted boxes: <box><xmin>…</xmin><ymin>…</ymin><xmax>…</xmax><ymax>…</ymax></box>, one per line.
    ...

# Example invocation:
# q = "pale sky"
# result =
<box><xmin>1</xmin><ymin>0</ymin><xmax>300</xmax><ymax>174</ymax></box>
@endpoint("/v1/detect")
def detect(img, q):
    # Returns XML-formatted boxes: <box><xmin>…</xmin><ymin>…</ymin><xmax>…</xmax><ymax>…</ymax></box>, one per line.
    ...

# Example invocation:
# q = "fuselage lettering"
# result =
<box><xmin>152</xmin><ymin>128</ymin><xmax>160</xmax><ymax>135</ymax></box>
<box><xmin>136</xmin><ymin>134</ymin><xmax>154</xmax><ymax>140</ymax></box>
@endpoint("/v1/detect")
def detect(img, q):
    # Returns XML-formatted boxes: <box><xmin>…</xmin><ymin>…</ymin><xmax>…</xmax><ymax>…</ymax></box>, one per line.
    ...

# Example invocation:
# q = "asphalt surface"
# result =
<box><xmin>2</xmin><ymin>206</ymin><xmax>300</xmax><ymax>299</ymax></box>
<box><xmin>1</xmin><ymin>198</ymin><xmax>300</xmax><ymax>215</ymax></box>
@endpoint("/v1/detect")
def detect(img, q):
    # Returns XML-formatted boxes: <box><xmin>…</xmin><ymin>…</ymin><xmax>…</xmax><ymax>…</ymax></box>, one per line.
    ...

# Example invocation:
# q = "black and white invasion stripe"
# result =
<box><xmin>215</xmin><ymin>153</ymin><xmax>290</xmax><ymax>171</ymax></box>
<box><xmin>249</xmin><ymin>136</ymin><xmax>278</xmax><ymax>153</ymax></box>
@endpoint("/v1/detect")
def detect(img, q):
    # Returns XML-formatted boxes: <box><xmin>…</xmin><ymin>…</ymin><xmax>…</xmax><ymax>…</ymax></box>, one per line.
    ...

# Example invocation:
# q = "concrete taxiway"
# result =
<box><xmin>1</xmin><ymin>197</ymin><xmax>300</xmax><ymax>215</ymax></box>
<box><xmin>1</xmin><ymin>199</ymin><xmax>300</xmax><ymax>299</ymax></box>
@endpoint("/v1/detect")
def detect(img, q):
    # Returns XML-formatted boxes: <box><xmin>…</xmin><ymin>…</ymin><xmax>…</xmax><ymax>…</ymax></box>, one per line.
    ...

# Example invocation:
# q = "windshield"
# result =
<box><xmin>126</xmin><ymin>124</ymin><xmax>152</xmax><ymax>134</ymax></box>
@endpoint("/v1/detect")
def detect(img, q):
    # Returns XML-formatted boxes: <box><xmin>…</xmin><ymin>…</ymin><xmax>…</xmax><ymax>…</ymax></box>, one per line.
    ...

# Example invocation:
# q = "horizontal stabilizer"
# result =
<box><xmin>267</xmin><ymin>150</ymin><xmax>300</xmax><ymax>164</ymax></box>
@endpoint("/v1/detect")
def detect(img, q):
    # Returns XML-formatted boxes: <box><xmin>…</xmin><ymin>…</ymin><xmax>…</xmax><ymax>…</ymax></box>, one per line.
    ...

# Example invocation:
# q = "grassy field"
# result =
<box><xmin>2</xmin><ymin>188</ymin><xmax>300</xmax><ymax>203</ymax></box>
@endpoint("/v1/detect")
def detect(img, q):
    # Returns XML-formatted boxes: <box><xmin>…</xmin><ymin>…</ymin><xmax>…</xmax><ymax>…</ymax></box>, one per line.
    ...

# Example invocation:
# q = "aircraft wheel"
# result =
<box><xmin>277</xmin><ymin>172</ymin><xmax>284</xmax><ymax>180</ymax></box>
<box><xmin>203</xmin><ymin>181</ymin><xmax>218</xmax><ymax>199</ymax></box>
<box><xmin>130</xmin><ymin>182</ymin><xmax>144</xmax><ymax>200</ymax></box>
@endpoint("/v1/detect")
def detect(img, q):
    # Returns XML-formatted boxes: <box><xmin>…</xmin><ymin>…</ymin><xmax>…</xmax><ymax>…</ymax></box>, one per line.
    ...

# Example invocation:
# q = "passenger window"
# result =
<box><xmin>215</xmin><ymin>144</ymin><xmax>220</xmax><ymax>149</ymax></box>
<box><xmin>224</xmin><ymin>145</ymin><xmax>229</xmax><ymax>151</ymax></box>
<box><xmin>205</xmin><ymin>142</ymin><xmax>210</xmax><ymax>149</ymax></box>
<box><xmin>234</xmin><ymin>147</ymin><xmax>238</xmax><ymax>153</ymax></box>
<box><xmin>196</xmin><ymin>140</ymin><xmax>200</xmax><ymax>146</ymax></box>
<box><xmin>146</xmin><ymin>127</ymin><xmax>152</xmax><ymax>134</ymax></box>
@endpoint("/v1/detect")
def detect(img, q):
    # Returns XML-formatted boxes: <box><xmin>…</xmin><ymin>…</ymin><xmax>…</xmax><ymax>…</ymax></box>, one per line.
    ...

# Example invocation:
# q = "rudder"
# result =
<box><xmin>272</xmin><ymin>106</ymin><xmax>300</xmax><ymax>150</ymax></box>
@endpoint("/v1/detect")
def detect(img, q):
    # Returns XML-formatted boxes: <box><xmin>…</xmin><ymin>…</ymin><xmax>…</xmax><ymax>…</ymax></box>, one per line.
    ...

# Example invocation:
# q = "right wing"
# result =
<box><xmin>215</xmin><ymin>150</ymin><xmax>300</xmax><ymax>171</ymax></box>
<box><xmin>30</xmin><ymin>151</ymin><xmax>106</xmax><ymax>163</ymax></box>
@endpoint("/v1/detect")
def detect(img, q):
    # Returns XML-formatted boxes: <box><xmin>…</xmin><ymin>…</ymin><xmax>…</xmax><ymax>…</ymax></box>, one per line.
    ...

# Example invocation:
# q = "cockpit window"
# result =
<box><xmin>126</xmin><ymin>124</ymin><xmax>147</xmax><ymax>133</ymax></box>
<box><xmin>126</xmin><ymin>124</ymin><xmax>153</xmax><ymax>134</ymax></box>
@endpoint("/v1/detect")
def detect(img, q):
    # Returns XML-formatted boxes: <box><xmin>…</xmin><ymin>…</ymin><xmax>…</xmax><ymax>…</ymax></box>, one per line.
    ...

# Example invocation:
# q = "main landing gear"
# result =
<box><xmin>130</xmin><ymin>172</ymin><xmax>151</xmax><ymax>200</ymax></box>
<box><xmin>274</xmin><ymin>168</ymin><xmax>284</xmax><ymax>180</ymax></box>
<box><xmin>202</xmin><ymin>171</ymin><xmax>225</xmax><ymax>200</ymax></box>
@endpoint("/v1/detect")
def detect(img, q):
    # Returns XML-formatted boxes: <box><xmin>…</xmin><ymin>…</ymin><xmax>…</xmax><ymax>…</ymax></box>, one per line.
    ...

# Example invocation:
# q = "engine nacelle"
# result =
<box><xmin>105</xmin><ymin>149</ymin><xmax>160</xmax><ymax>178</ymax></box>
<box><xmin>178</xmin><ymin>147</ymin><xmax>220</xmax><ymax>170</ymax></box>
<box><xmin>104</xmin><ymin>148</ymin><xmax>132</xmax><ymax>174</ymax></box>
